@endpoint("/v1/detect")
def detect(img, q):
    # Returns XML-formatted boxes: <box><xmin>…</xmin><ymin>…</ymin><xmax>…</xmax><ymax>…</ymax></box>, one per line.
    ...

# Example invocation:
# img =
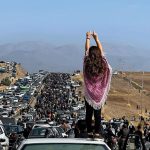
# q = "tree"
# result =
<box><xmin>1</xmin><ymin>77</ymin><xmax>11</xmax><ymax>86</ymax></box>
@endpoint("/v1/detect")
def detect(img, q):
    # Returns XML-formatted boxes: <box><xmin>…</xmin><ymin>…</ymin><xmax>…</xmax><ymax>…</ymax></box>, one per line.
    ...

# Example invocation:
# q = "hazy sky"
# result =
<box><xmin>0</xmin><ymin>0</ymin><xmax>150</xmax><ymax>49</ymax></box>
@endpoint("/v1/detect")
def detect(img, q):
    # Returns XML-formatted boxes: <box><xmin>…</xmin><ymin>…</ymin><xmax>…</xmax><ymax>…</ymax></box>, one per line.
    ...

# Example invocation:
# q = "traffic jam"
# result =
<box><xmin>0</xmin><ymin>71</ymin><xmax>90</xmax><ymax>150</ymax></box>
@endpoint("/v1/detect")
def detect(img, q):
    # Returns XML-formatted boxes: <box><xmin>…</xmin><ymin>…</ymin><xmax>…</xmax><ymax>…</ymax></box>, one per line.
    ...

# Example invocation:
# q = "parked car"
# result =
<box><xmin>23</xmin><ymin>93</ymin><xmax>31</xmax><ymax>101</ymax></box>
<box><xmin>12</xmin><ymin>97</ymin><xmax>19</xmax><ymax>103</ymax></box>
<box><xmin>32</xmin><ymin>123</ymin><xmax>51</xmax><ymax>129</ymax></box>
<box><xmin>15</xmin><ymin>92</ymin><xmax>25</xmax><ymax>98</ymax></box>
<box><xmin>28</xmin><ymin>127</ymin><xmax>55</xmax><ymax>138</ymax></box>
<box><xmin>3</xmin><ymin>124</ymin><xmax>24</xmax><ymax>136</ymax></box>
<box><xmin>0</xmin><ymin>94</ymin><xmax>3</xmax><ymax>100</ymax></box>
<box><xmin>1</xmin><ymin>111</ymin><xmax>9</xmax><ymax>118</ymax></box>
<box><xmin>22</xmin><ymin>114</ymin><xmax>33</xmax><ymax>122</ymax></box>
<box><xmin>17</xmin><ymin>138</ymin><xmax>111</xmax><ymax>150</ymax></box>
<box><xmin>0</xmin><ymin>124</ymin><xmax>9</xmax><ymax>150</ymax></box>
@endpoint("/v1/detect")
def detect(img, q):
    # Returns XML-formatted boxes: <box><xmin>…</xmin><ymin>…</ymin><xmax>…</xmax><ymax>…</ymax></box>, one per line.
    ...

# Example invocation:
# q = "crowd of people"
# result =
<box><xmin>21</xmin><ymin>72</ymin><xmax>150</xmax><ymax>149</ymax></box>
<box><xmin>102</xmin><ymin>117</ymin><xmax>150</xmax><ymax>149</ymax></box>
<box><xmin>35</xmin><ymin>73</ymin><xmax>76</xmax><ymax>121</ymax></box>
<box><xmin>13</xmin><ymin>70</ymin><xmax>150</xmax><ymax>150</ymax></box>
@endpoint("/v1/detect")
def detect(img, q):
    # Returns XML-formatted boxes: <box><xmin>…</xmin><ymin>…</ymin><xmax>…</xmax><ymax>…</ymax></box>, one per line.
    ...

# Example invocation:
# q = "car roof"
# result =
<box><xmin>33</xmin><ymin>124</ymin><xmax>51</xmax><ymax>128</ymax></box>
<box><xmin>20</xmin><ymin>138</ymin><xmax>106</xmax><ymax>145</ymax></box>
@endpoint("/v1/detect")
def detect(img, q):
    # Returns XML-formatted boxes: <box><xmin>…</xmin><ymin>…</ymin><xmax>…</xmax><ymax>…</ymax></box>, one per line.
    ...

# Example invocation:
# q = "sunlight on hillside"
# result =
<box><xmin>0</xmin><ymin>63</ymin><xmax>27</xmax><ymax>91</ymax></box>
<box><xmin>72</xmin><ymin>72</ymin><xmax>150</xmax><ymax>121</ymax></box>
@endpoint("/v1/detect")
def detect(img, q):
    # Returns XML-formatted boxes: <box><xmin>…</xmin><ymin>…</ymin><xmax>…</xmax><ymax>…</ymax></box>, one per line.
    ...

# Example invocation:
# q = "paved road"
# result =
<box><xmin>29</xmin><ymin>84</ymin><xmax>44</xmax><ymax>108</ymax></box>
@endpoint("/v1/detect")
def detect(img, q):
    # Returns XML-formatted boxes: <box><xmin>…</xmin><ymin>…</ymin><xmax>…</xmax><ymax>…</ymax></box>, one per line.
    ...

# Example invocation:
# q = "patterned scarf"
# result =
<box><xmin>83</xmin><ymin>55</ymin><xmax>112</xmax><ymax>110</ymax></box>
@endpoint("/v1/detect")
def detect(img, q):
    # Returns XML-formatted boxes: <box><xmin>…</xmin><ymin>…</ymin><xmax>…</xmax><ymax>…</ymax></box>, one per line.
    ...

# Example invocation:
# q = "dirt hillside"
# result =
<box><xmin>0</xmin><ymin>62</ymin><xmax>27</xmax><ymax>91</ymax></box>
<box><xmin>72</xmin><ymin>72</ymin><xmax>150</xmax><ymax>121</ymax></box>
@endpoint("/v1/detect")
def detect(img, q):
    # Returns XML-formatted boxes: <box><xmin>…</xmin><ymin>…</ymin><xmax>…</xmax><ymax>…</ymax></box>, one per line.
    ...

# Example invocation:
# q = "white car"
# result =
<box><xmin>15</xmin><ymin>92</ymin><xmax>25</xmax><ymax>98</ymax></box>
<box><xmin>0</xmin><ymin>125</ymin><xmax>9</xmax><ymax>150</ymax></box>
<box><xmin>72</xmin><ymin>105</ymin><xmax>80</xmax><ymax>111</ymax></box>
<box><xmin>77</xmin><ymin>103</ymin><xmax>85</xmax><ymax>109</ymax></box>
<box><xmin>0</xmin><ymin>94</ymin><xmax>3</xmax><ymax>99</ymax></box>
<box><xmin>17</xmin><ymin>138</ymin><xmax>111</xmax><ymax>150</ymax></box>
<box><xmin>1</xmin><ymin>111</ymin><xmax>9</xmax><ymax>118</ymax></box>
<box><xmin>13</xmin><ymin>97</ymin><xmax>19</xmax><ymax>103</ymax></box>
<box><xmin>32</xmin><ymin>123</ymin><xmax>51</xmax><ymax>129</ymax></box>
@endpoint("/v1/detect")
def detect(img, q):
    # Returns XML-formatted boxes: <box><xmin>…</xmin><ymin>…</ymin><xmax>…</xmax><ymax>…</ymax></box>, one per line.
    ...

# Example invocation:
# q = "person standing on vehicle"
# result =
<box><xmin>83</xmin><ymin>31</ymin><xmax>112</xmax><ymax>138</ymax></box>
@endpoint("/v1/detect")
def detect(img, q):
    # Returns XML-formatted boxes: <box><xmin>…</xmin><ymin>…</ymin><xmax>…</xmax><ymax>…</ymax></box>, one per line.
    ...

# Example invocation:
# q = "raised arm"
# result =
<box><xmin>92</xmin><ymin>31</ymin><xmax>104</xmax><ymax>56</ymax></box>
<box><xmin>85</xmin><ymin>31</ymin><xmax>91</xmax><ymax>56</ymax></box>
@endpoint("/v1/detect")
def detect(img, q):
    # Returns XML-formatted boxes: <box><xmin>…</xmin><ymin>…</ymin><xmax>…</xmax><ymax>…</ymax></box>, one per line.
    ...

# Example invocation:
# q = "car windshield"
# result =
<box><xmin>21</xmin><ymin>143</ymin><xmax>108</xmax><ymax>150</ymax></box>
<box><xmin>4</xmin><ymin>125</ymin><xmax>18</xmax><ymax>133</ymax></box>
<box><xmin>29</xmin><ymin>128</ymin><xmax>53</xmax><ymax>138</ymax></box>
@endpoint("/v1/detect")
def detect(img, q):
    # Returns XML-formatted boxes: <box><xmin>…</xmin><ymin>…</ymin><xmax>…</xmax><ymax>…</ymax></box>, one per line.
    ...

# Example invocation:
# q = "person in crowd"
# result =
<box><xmin>105</xmin><ymin>124</ymin><xmax>117</xmax><ymax>149</ymax></box>
<box><xmin>71</xmin><ymin>120</ymin><xmax>76</xmax><ymax>128</ymax></box>
<box><xmin>144</xmin><ymin>124</ymin><xmax>150</xmax><ymax>142</ymax></box>
<box><xmin>60</xmin><ymin>119</ymin><xmax>71</xmax><ymax>132</ymax></box>
<box><xmin>118</xmin><ymin>124</ymin><xmax>129</xmax><ymax>150</ymax></box>
<box><xmin>129</xmin><ymin>122</ymin><xmax>135</xmax><ymax>135</ymax></box>
<box><xmin>83</xmin><ymin>31</ymin><xmax>112</xmax><ymax>138</ymax></box>
<box><xmin>17</xmin><ymin>118</ymin><xmax>23</xmax><ymax>126</ymax></box>
<box><xmin>74</xmin><ymin>120</ymin><xmax>88</xmax><ymax>138</ymax></box>
<box><xmin>134</xmin><ymin>124</ymin><xmax>146</xmax><ymax>150</ymax></box>
<box><xmin>23</xmin><ymin>125</ymin><xmax>32</xmax><ymax>139</ymax></box>
<box><xmin>74</xmin><ymin>122</ymin><xmax>80</xmax><ymax>138</ymax></box>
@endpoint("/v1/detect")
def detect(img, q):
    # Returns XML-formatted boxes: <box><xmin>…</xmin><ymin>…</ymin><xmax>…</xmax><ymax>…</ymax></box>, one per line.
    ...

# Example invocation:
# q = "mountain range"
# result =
<box><xmin>0</xmin><ymin>41</ymin><xmax>150</xmax><ymax>73</ymax></box>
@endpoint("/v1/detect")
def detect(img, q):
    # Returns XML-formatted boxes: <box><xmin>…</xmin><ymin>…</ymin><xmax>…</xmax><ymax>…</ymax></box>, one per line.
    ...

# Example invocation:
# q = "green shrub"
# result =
<box><xmin>1</xmin><ymin>77</ymin><xmax>11</xmax><ymax>86</ymax></box>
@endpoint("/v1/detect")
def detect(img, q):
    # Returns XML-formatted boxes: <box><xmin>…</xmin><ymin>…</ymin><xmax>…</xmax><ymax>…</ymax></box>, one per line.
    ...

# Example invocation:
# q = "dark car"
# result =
<box><xmin>3</xmin><ymin>125</ymin><xmax>24</xmax><ymax>149</ymax></box>
<box><xmin>3</xmin><ymin>124</ymin><xmax>24</xmax><ymax>135</ymax></box>
<box><xmin>23</xmin><ymin>94</ymin><xmax>31</xmax><ymax>101</ymax></box>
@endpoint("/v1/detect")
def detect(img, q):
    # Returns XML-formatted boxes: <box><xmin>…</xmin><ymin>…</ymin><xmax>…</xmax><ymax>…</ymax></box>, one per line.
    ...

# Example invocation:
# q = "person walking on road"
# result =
<box><xmin>134</xmin><ymin>124</ymin><xmax>146</xmax><ymax>150</ymax></box>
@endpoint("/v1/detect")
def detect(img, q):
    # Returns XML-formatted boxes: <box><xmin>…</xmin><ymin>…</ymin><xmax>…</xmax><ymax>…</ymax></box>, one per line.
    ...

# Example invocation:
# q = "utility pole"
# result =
<box><xmin>127</xmin><ymin>77</ymin><xmax>131</xmax><ymax>106</ymax></box>
<box><xmin>140</xmin><ymin>71</ymin><xmax>144</xmax><ymax>115</ymax></box>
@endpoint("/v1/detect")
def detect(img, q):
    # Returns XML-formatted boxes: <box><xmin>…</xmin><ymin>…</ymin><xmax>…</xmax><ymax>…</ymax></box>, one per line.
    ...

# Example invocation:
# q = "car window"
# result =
<box><xmin>3</xmin><ymin>125</ymin><xmax>9</xmax><ymax>132</ymax></box>
<box><xmin>10</xmin><ymin>126</ymin><xmax>18</xmax><ymax>133</ymax></box>
<box><xmin>22</xmin><ymin>143</ymin><xmax>108</xmax><ymax>150</ymax></box>
<box><xmin>56</xmin><ymin>127</ymin><xmax>64</xmax><ymax>133</ymax></box>
<box><xmin>30</xmin><ymin>128</ymin><xmax>46</xmax><ymax>136</ymax></box>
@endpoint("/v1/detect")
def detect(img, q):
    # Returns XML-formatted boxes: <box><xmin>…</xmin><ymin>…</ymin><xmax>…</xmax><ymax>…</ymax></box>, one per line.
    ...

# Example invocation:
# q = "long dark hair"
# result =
<box><xmin>84</xmin><ymin>46</ymin><xmax>103</xmax><ymax>78</ymax></box>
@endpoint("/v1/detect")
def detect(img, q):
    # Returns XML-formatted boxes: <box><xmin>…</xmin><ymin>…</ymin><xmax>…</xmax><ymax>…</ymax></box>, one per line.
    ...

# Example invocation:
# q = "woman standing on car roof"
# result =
<box><xmin>83</xmin><ymin>31</ymin><xmax>112</xmax><ymax>138</ymax></box>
